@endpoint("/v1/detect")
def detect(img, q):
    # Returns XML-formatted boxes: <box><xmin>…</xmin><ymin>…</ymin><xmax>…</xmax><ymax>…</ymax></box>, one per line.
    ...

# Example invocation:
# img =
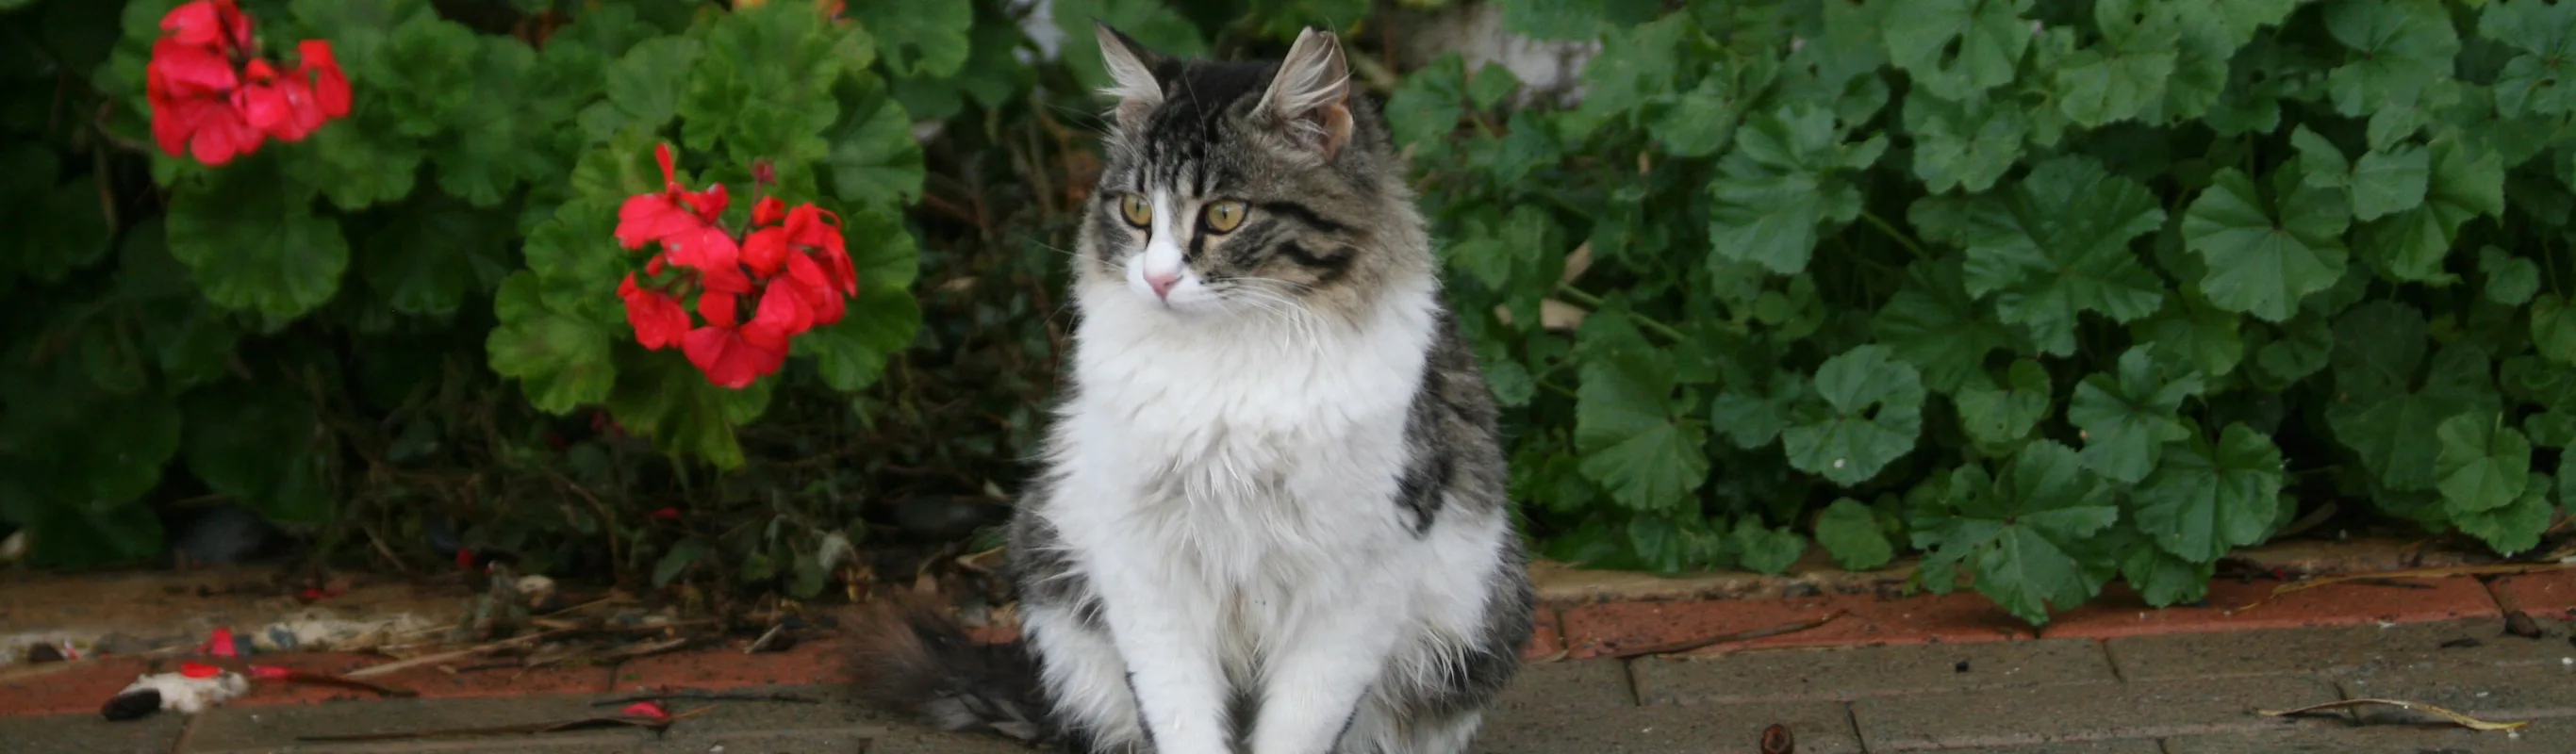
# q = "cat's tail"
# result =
<box><xmin>843</xmin><ymin>596</ymin><xmax>1052</xmax><ymax>745</ymax></box>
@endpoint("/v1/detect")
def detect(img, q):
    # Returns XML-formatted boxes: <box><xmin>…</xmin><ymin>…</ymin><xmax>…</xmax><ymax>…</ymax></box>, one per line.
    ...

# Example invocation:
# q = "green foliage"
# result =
<box><xmin>1406</xmin><ymin>0</ymin><xmax>2576</xmax><ymax>626</ymax></box>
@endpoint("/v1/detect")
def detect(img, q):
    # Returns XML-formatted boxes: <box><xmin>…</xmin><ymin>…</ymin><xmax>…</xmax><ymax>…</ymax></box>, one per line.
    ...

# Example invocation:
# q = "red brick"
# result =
<box><xmin>2039</xmin><ymin>575</ymin><xmax>2500</xmax><ymax>640</ymax></box>
<box><xmin>608</xmin><ymin>636</ymin><xmax>851</xmax><ymax>692</ymax></box>
<box><xmin>0</xmin><ymin>657</ymin><xmax>155</xmax><ymax>716</ymax></box>
<box><xmin>224</xmin><ymin>650</ymin><xmax>616</xmax><ymax>702</ymax></box>
<box><xmin>2488</xmin><ymin>568</ymin><xmax>2576</xmax><ymax>621</ymax></box>
<box><xmin>1523</xmin><ymin>606</ymin><xmax>1566</xmax><ymax>660</ymax></box>
<box><xmin>1555</xmin><ymin>591</ymin><xmax>2034</xmax><ymax>660</ymax></box>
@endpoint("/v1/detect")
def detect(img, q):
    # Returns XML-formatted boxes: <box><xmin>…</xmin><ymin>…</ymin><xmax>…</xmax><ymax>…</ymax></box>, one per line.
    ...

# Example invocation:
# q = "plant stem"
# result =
<box><xmin>1858</xmin><ymin>208</ymin><xmax>1932</xmax><ymax>263</ymax></box>
<box><xmin>1554</xmin><ymin>284</ymin><xmax>1692</xmax><ymax>343</ymax></box>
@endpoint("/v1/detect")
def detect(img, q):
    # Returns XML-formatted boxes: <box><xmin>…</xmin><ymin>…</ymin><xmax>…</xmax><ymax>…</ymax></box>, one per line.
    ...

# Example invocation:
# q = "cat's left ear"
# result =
<box><xmin>1255</xmin><ymin>27</ymin><xmax>1354</xmax><ymax>161</ymax></box>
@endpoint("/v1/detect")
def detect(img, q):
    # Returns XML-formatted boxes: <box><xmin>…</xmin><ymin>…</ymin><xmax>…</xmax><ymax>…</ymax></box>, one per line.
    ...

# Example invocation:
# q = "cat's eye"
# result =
<box><xmin>1203</xmin><ymin>200</ymin><xmax>1248</xmax><ymax>233</ymax></box>
<box><xmin>1118</xmin><ymin>193</ymin><xmax>1152</xmax><ymax>228</ymax></box>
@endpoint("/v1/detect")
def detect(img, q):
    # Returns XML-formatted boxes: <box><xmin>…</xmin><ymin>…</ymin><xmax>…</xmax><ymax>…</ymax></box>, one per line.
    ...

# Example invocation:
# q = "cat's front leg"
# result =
<box><xmin>1093</xmin><ymin>563</ymin><xmax>1234</xmax><ymax>754</ymax></box>
<box><xmin>1247</xmin><ymin>586</ymin><xmax>1407</xmax><ymax>754</ymax></box>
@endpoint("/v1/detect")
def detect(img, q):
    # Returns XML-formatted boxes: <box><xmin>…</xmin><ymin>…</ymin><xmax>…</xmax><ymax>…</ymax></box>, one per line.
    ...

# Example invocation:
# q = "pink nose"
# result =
<box><xmin>1146</xmin><ymin>270</ymin><xmax>1180</xmax><ymax>299</ymax></box>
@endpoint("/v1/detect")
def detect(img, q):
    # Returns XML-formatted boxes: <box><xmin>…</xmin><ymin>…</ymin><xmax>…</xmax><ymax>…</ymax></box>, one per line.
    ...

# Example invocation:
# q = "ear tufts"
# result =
<box><xmin>1256</xmin><ymin>27</ymin><xmax>1354</xmax><ymax>161</ymax></box>
<box><xmin>1093</xmin><ymin>22</ymin><xmax>1164</xmax><ymax>133</ymax></box>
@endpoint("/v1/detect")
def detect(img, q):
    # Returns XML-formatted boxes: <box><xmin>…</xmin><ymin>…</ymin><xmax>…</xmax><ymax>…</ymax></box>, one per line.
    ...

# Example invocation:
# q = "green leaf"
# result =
<box><xmin>0</xmin><ymin>346</ymin><xmax>182</xmax><ymax>512</ymax></box>
<box><xmin>2053</xmin><ymin>0</ymin><xmax>2181</xmax><ymax>128</ymax></box>
<box><xmin>1385</xmin><ymin>55</ymin><xmax>1465</xmax><ymax>153</ymax></box>
<box><xmin>2131</xmin><ymin>423</ymin><xmax>2287</xmax><ymax>562</ymax></box>
<box><xmin>485</xmin><ymin>272</ymin><xmax>616</xmax><ymax>414</ymax></box>
<box><xmin>1731</xmin><ymin>519</ymin><xmax>1808</xmax><ymax>575</ymax></box>
<box><xmin>1874</xmin><ymin>256</ymin><xmax>2016</xmax><ymax>393</ymax></box>
<box><xmin>1468</xmin><ymin>63</ymin><xmax>1524</xmax><ymax>110</ymax></box>
<box><xmin>2355</xmin><ymin>137</ymin><xmax>2505</xmax><ymax>286</ymax></box>
<box><xmin>1706</xmin><ymin>104</ymin><xmax>1888</xmax><ymax>275</ymax></box>
<box><xmin>1902</xmin><ymin>88</ymin><xmax>2027</xmax><ymax>194</ymax></box>
<box><xmin>1909</xmin><ymin>441</ymin><xmax>2120</xmax><ymax>626</ymax></box>
<box><xmin>2323</xmin><ymin>0</ymin><xmax>2459</xmax><ymax>118</ymax></box>
<box><xmin>2181</xmin><ymin>165</ymin><xmax>2350</xmax><ymax>322</ymax></box>
<box><xmin>682</xmin><ymin>2</ymin><xmax>863</xmax><ymax>166</ymax></box>
<box><xmin>2069</xmin><ymin>345</ymin><xmax>2206</xmax><ymax>484</ymax></box>
<box><xmin>2434</xmin><ymin>413</ymin><xmax>2531</xmax><ymax>515</ymax></box>
<box><xmin>1956</xmin><ymin>359</ymin><xmax>2052</xmax><ymax>452</ymax></box>
<box><xmin>2478</xmin><ymin>247</ymin><xmax>2540</xmax><ymax>305</ymax></box>
<box><xmin>2254</xmin><ymin>312</ymin><xmax>2336</xmax><ymax>388</ymax></box>
<box><xmin>2327</xmin><ymin>303</ymin><xmax>2502</xmax><ymax>491</ymax></box>
<box><xmin>2134</xmin><ymin>291</ymin><xmax>2245</xmax><ymax>378</ymax></box>
<box><xmin>1651</xmin><ymin>64</ymin><xmax>1768</xmax><ymax>158</ymax></box>
<box><xmin>1815</xmin><ymin>498</ymin><xmax>1895</xmax><ymax>570</ymax></box>
<box><xmin>2350</xmin><ymin>145</ymin><xmax>2432</xmax><ymax>221</ymax></box>
<box><xmin>1883</xmin><ymin>0</ymin><xmax>2033</xmax><ymax>101</ymax></box>
<box><xmin>1957</xmin><ymin>156</ymin><xmax>2170</xmax><ymax>355</ymax></box>
<box><xmin>20</xmin><ymin>500</ymin><xmax>165</xmax><ymax>569</ymax></box>
<box><xmin>2454</xmin><ymin>474</ymin><xmax>2553</xmax><ymax>554</ymax></box>
<box><xmin>653</xmin><ymin>539</ymin><xmax>707</xmax><ymax>586</ymax></box>
<box><xmin>605</xmin><ymin>350</ymin><xmax>757</xmax><ymax>469</ymax></box>
<box><xmin>2111</xmin><ymin>525</ymin><xmax>2219</xmax><ymax>606</ymax></box>
<box><xmin>1784</xmin><ymin>345</ymin><xmax>1925</xmax><ymax>486</ymax></box>
<box><xmin>843</xmin><ymin>0</ymin><xmax>970</xmax><ymax>77</ymax></box>
<box><xmin>1709</xmin><ymin>377</ymin><xmax>1800</xmax><ymax>450</ymax></box>
<box><xmin>359</xmin><ymin>193</ymin><xmax>509</xmax><ymax>318</ymax></box>
<box><xmin>579</xmin><ymin>36</ymin><xmax>702</xmax><ymax>141</ymax></box>
<box><xmin>2535</xmin><ymin>295</ymin><xmax>2576</xmax><ymax>367</ymax></box>
<box><xmin>1498</xmin><ymin>0</ymin><xmax>1659</xmax><ymax>41</ymax></box>
<box><xmin>167</xmin><ymin>164</ymin><xmax>351</xmax><ymax>321</ymax></box>
<box><xmin>182</xmin><ymin>382</ymin><xmax>331</xmax><ymax>527</ymax></box>
<box><xmin>827</xmin><ymin>86</ymin><xmax>927</xmax><ymax>208</ymax></box>
<box><xmin>1577</xmin><ymin>351</ymin><xmax>1709</xmax><ymax>513</ymax></box>
<box><xmin>2478</xmin><ymin>0</ymin><xmax>2576</xmax><ymax>117</ymax></box>
<box><xmin>372</xmin><ymin>14</ymin><xmax>481</xmax><ymax>136</ymax></box>
<box><xmin>278</xmin><ymin>105</ymin><xmax>424</xmax><ymax>211</ymax></box>
<box><xmin>433</xmin><ymin>36</ymin><xmax>574</xmax><ymax>206</ymax></box>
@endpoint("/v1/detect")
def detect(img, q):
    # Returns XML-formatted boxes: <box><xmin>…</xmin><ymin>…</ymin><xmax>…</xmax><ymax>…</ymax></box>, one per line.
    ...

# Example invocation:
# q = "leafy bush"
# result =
<box><xmin>4</xmin><ymin>0</ymin><xmax>2572</xmax><ymax>628</ymax></box>
<box><xmin>1395</xmin><ymin>0</ymin><xmax>2576</xmax><ymax>624</ymax></box>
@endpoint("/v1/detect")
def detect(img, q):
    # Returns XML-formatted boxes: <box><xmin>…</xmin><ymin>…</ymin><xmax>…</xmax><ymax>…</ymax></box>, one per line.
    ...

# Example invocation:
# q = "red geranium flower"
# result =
<box><xmin>144</xmin><ymin>0</ymin><xmax>351</xmax><ymax>166</ymax></box>
<box><xmin>612</xmin><ymin>143</ymin><xmax>860</xmax><ymax>388</ymax></box>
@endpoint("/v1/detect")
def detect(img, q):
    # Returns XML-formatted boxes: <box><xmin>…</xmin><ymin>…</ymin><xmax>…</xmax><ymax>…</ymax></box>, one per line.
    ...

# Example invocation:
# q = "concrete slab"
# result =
<box><xmin>1849</xmin><ymin>674</ymin><xmax>2341</xmax><ymax>751</ymax></box>
<box><xmin>1491</xmin><ymin>659</ymin><xmax>1638</xmax><ymax>709</ymax></box>
<box><xmin>181</xmin><ymin>694</ymin><xmax>657</xmax><ymax>753</ymax></box>
<box><xmin>2107</xmin><ymin>618</ymin><xmax>2572</xmax><ymax>680</ymax></box>
<box><xmin>1632</xmin><ymin>638</ymin><xmax>2115</xmax><ymax>704</ymax></box>
<box><xmin>2163</xmin><ymin>716</ymin><xmax>2576</xmax><ymax>753</ymax></box>
<box><xmin>2337</xmin><ymin>663</ymin><xmax>2576</xmax><ymax>725</ymax></box>
<box><xmin>1474</xmin><ymin>698</ymin><xmax>1861</xmax><ymax>754</ymax></box>
<box><xmin>0</xmin><ymin>710</ymin><xmax>189</xmax><ymax>754</ymax></box>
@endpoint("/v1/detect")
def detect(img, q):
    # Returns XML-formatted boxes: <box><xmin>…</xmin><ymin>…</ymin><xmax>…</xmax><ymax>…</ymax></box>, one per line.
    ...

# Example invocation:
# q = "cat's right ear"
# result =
<box><xmin>1094</xmin><ymin>22</ymin><xmax>1164</xmax><ymax>133</ymax></box>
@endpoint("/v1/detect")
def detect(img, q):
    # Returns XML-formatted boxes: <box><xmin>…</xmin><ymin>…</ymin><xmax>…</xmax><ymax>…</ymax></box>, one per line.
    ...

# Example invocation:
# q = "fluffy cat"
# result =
<box><xmin>851</xmin><ymin>24</ymin><xmax>1533</xmax><ymax>754</ymax></box>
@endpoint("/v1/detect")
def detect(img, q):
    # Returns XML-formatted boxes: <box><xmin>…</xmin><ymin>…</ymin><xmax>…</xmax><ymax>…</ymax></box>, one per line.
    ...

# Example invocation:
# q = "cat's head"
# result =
<box><xmin>1074</xmin><ymin>23</ymin><xmax>1429</xmax><ymax>323</ymax></box>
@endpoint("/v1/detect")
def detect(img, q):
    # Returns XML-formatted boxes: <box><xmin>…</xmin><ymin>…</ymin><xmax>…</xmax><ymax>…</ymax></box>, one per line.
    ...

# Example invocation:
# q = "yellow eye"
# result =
<box><xmin>1118</xmin><ymin>194</ymin><xmax>1152</xmax><ymax>227</ymax></box>
<box><xmin>1203</xmin><ymin>200</ymin><xmax>1247</xmax><ymax>233</ymax></box>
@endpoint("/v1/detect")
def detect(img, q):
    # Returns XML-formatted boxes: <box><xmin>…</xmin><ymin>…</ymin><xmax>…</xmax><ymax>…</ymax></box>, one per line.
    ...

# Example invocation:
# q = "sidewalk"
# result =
<box><xmin>5</xmin><ymin>566</ymin><xmax>2574</xmax><ymax>752</ymax></box>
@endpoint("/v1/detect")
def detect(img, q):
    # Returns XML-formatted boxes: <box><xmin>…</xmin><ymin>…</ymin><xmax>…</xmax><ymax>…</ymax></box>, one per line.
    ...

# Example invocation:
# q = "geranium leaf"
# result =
<box><xmin>485</xmin><ymin>272</ymin><xmax>616</xmax><ymax>415</ymax></box>
<box><xmin>1730</xmin><ymin>519</ymin><xmax>1808</xmax><ymax>575</ymax></box>
<box><xmin>842</xmin><ymin>0</ymin><xmax>971</xmax><ymax>78</ymax></box>
<box><xmin>2053</xmin><ymin>0</ymin><xmax>2181</xmax><ymax>128</ymax></box>
<box><xmin>2354</xmin><ymin>137</ymin><xmax>2504</xmax><ymax>286</ymax></box>
<box><xmin>2477</xmin><ymin>0</ymin><xmax>2576</xmax><ymax>117</ymax></box>
<box><xmin>1955</xmin><ymin>359</ymin><xmax>2052</xmax><ymax>453</ymax></box>
<box><xmin>2534</xmin><ymin>294</ymin><xmax>2576</xmax><ymax>366</ymax></box>
<box><xmin>2434</xmin><ymin>413</ymin><xmax>2531</xmax><ymax>516</ymax></box>
<box><xmin>1705</xmin><ymin>104</ymin><xmax>1888</xmax><ymax>275</ymax></box>
<box><xmin>1908</xmin><ymin>441</ymin><xmax>2119</xmax><ymax>626</ymax></box>
<box><xmin>2069</xmin><ymin>345</ymin><xmax>2206</xmax><ymax>484</ymax></box>
<box><xmin>1784</xmin><ymin>345</ymin><xmax>1924</xmax><ymax>486</ymax></box>
<box><xmin>2478</xmin><ymin>246</ymin><xmax>2540</xmax><ymax>306</ymax></box>
<box><xmin>827</xmin><ymin>85</ymin><xmax>926</xmax><ymax>209</ymax></box>
<box><xmin>1902</xmin><ymin>88</ymin><xmax>2027</xmax><ymax>194</ymax></box>
<box><xmin>182</xmin><ymin>381</ymin><xmax>331</xmax><ymax>527</ymax></box>
<box><xmin>360</xmin><ymin>192</ymin><xmax>510</xmax><ymax>318</ymax></box>
<box><xmin>1874</xmin><ymin>255</ymin><xmax>2016</xmax><ymax>394</ymax></box>
<box><xmin>2323</xmin><ymin>0</ymin><xmax>2459</xmax><ymax>119</ymax></box>
<box><xmin>167</xmin><ymin>164</ymin><xmax>350</xmax><ymax>321</ymax></box>
<box><xmin>2325</xmin><ymin>303</ymin><xmax>2502</xmax><ymax>491</ymax></box>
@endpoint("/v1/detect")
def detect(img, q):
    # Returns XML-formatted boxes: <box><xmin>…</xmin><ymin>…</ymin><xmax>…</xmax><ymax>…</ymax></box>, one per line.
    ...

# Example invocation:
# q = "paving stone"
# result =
<box><xmin>181</xmin><ymin>694</ymin><xmax>659</xmax><ymax>753</ymax></box>
<box><xmin>1494</xmin><ymin>659</ymin><xmax>1638</xmax><ymax>709</ymax></box>
<box><xmin>2337</xmin><ymin>663</ymin><xmax>2576</xmax><ymax>725</ymax></box>
<box><xmin>0</xmin><ymin>710</ymin><xmax>189</xmax><ymax>754</ymax></box>
<box><xmin>2041</xmin><ymin>577</ymin><xmax>2500</xmax><ymax>639</ymax></box>
<box><xmin>1473</xmin><ymin>698</ymin><xmax>1861</xmax><ymax>754</ymax></box>
<box><xmin>1849</xmin><ymin>674</ymin><xmax>2340</xmax><ymax>751</ymax></box>
<box><xmin>2107</xmin><ymin>618</ymin><xmax>2574</xmax><ymax>681</ymax></box>
<box><xmin>1958</xmin><ymin>743</ymin><xmax>2164</xmax><ymax>754</ymax></box>
<box><xmin>1632</xmin><ymin>638</ymin><xmax>2114</xmax><ymax>704</ymax></box>
<box><xmin>2163</xmin><ymin>716</ymin><xmax>2576</xmax><ymax>753</ymax></box>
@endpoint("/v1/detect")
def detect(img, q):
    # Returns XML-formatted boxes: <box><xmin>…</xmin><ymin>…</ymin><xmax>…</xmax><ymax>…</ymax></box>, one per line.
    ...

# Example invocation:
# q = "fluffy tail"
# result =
<box><xmin>844</xmin><ymin>597</ymin><xmax>1052</xmax><ymax>744</ymax></box>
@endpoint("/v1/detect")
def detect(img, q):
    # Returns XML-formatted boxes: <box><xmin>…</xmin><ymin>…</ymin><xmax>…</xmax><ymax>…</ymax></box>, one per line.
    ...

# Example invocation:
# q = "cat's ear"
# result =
<box><xmin>1093</xmin><ymin>22</ymin><xmax>1164</xmax><ymax>133</ymax></box>
<box><xmin>1256</xmin><ymin>27</ymin><xmax>1355</xmax><ymax>161</ymax></box>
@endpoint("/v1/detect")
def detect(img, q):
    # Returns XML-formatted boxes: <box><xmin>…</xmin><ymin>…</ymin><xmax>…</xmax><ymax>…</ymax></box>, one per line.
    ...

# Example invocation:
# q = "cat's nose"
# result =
<box><xmin>1146</xmin><ymin>270</ymin><xmax>1180</xmax><ymax>299</ymax></box>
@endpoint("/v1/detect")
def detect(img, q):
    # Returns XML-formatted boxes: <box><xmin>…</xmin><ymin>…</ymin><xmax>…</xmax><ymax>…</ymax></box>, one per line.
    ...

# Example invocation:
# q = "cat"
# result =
<box><xmin>850</xmin><ymin>23</ymin><xmax>1534</xmax><ymax>754</ymax></box>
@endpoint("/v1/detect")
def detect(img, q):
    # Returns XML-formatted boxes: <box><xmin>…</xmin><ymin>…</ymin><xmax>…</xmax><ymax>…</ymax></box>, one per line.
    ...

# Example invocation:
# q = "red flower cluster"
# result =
<box><xmin>146</xmin><ymin>0</ymin><xmax>351</xmax><ymax>166</ymax></box>
<box><xmin>617</xmin><ymin>144</ymin><xmax>859</xmax><ymax>388</ymax></box>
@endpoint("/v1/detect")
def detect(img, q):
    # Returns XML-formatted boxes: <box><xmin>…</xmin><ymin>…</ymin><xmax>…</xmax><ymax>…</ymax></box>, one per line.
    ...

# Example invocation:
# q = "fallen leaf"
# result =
<box><xmin>2504</xmin><ymin>610</ymin><xmax>2544</xmax><ymax>639</ymax></box>
<box><xmin>2258</xmin><ymin>698</ymin><xmax>2531</xmax><ymax>731</ymax></box>
<box><xmin>178</xmin><ymin>662</ymin><xmax>220</xmax><ymax>680</ymax></box>
<box><xmin>620</xmin><ymin>700</ymin><xmax>670</xmax><ymax>719</ymax></box>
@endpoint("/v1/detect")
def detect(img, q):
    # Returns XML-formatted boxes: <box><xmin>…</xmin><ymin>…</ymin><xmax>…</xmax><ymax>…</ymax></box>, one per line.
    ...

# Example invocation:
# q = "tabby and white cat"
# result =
<box><xmin>853</xmin><ymin>24</ymin><xmax>1533</xmax><ymax>754</ymax></box>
